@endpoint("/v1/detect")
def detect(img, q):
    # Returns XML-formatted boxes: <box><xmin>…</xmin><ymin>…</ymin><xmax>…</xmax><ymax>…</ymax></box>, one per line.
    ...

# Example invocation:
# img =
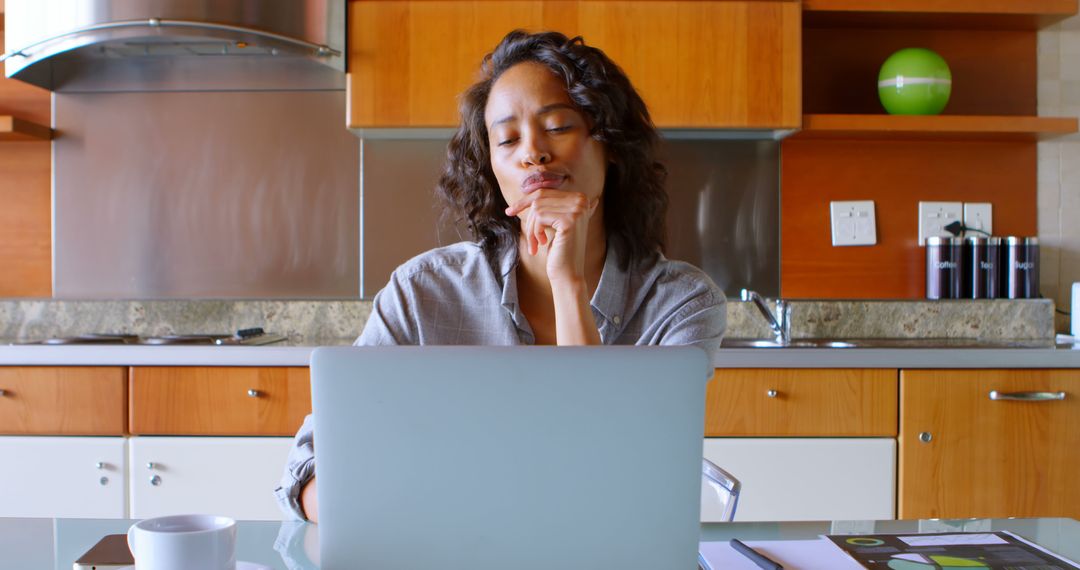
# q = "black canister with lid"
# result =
<box><xmin>963</xmin><ymin>236</ymin><xmax>987</xmax><ymax>298</ymax></box>
<box><xmin>984</xmin><ymin>237</ymin><xmax>1002</xmax><ymax>298</ymax></box>
<box><xmin>1004</xmin><ymin>236</ymin><xmax>1040</xmax><ymax>299</ymax></box>
<box><xmin>926</xmin><ymin>237</ymin><xmax>962</xmax><ymax>299</ymax></box>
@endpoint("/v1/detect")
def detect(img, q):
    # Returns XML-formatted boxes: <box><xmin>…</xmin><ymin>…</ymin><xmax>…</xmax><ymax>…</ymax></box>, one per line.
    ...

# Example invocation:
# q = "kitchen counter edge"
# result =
<box><xmin>2</xmin><ymin>344</ymin><xmax>1080</xmax><ymax>368</ymax></box>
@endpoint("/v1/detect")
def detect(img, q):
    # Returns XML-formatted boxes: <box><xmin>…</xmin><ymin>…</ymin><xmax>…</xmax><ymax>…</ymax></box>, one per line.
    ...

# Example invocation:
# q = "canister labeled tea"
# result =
<box><xmin>964</xmin><ymin>236</ymin><xmax>987</xmax><ymax>299</ymax></box>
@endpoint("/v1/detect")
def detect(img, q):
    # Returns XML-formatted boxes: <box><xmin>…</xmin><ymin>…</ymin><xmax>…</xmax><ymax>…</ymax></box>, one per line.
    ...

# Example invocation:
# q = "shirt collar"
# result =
<box><xmin>495</xmin><ymin>238</ymin><xmax>631</xmax><ymax>332</ymax></box>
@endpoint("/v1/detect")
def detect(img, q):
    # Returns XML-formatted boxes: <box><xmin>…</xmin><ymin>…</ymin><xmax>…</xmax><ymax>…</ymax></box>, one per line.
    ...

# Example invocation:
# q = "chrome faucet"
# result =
<box><xmin>740</xmin><ymin>289</ymin><xmax>791</xmax><ymax>345</ymax></box>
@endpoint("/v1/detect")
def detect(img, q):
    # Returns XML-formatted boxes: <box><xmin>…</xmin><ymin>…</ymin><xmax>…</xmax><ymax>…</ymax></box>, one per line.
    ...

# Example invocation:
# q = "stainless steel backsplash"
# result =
<box><xmin>360</xmin><ymin>136</ymin><xmax>779</xmax><ymax>299</ymax></box>
<box><xmin>54</xmin><ymin>90</ymin><xmax>359</xmax><ymax>298</ymax></box>
<box><xmin>53</xmin><ymin>96</ymin><xmax>776</xmax><ymax>299</ymax></box>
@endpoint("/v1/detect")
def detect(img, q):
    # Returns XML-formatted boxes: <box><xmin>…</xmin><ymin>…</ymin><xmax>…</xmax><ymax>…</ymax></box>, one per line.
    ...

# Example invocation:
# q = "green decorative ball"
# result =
<box><xmin>878</xmin><ymin>48</ymin><xmax>952</xmax><ymax>115</ymax></box>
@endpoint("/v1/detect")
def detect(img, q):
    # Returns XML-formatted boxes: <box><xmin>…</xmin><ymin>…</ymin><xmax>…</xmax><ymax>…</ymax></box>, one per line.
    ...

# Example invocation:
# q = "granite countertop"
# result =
<box><xmin>1</xmin><ymin>298</ymin><xmax>1074</xmax><ymax>368</ymax></box>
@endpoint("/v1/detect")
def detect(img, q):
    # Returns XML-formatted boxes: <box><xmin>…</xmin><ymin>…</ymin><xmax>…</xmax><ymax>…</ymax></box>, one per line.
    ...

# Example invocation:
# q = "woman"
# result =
<box><xmin>276</xmin><ymin>30</ymin><xmax>725</xmax><ymax>523</ymax></box>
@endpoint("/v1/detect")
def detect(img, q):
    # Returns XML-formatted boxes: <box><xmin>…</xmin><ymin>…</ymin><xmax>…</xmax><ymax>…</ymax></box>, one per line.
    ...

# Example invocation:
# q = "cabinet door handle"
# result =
<box><xmin>247</xmin><ymin>389</ymin><xmax>261</xmax><ymax>398</ymax></box>
<box><xmin>988</xmin><ymin>390</ymin><xmax>1066</xmax><ymax>402</ymax></box>
<box><xmin>0</xmin><ymin>389</ymin><xmax>6</xmax><ymax>396</ymax></box>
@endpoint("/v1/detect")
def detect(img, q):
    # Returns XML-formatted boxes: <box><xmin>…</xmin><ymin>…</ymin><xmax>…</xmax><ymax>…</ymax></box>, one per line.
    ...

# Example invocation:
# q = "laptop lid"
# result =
<box><xmin>311</xmin><ymin>346</ymin><xmax>710</xmax><ymax>570</ymax></box>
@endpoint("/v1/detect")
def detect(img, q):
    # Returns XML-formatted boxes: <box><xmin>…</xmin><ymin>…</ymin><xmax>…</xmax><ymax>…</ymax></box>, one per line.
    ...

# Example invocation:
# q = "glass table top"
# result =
<box><xmin>2</xmin><ymin>517</ymin><xmax>1077</xmax><ymax>570</ymax></box>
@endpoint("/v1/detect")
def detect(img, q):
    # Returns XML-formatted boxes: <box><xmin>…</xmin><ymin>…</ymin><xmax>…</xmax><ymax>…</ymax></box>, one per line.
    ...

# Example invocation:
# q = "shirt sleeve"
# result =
<box><xmin>657</xmin><ymin>289</ymin><xmax>726</xmax><ymax>365</ymax></box>
<box><xmin>275</xmin><ymin>271</ymin><xmax>419</xmax><ymax>520</ymax></box>
<box><xmin>354</xmin><ymin>269</ymin><xmax>418</xmax><ymax>346</ymax></box>
<box><xmin>274</xmin><ymin>414</ymin><xmax>316</xmax><ymax>521</ymax></box>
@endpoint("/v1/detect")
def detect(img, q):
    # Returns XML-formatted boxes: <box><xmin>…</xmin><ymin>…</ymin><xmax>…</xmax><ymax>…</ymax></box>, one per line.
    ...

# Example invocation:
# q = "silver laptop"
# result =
<box><xmin>311</xmin><ymin>346</ymin><xmax>710</xmax><ymax>570</ymax></box>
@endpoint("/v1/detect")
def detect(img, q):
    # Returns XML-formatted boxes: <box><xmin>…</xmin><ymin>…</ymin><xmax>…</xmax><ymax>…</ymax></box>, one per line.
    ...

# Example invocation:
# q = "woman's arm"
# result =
<box><xmin>507</xmin><ymin>191</ymin><xmax>604</xmax><ymax>346</ymax></box>
<box><xmin>551</xmin><ymin>279</ymin><xmax>602</xmax><ymax>345</ymax></box>
<box><xmin>300</xmin><ymin>476</ymin><xmax>319</xmax><ymax>523</ymax></box>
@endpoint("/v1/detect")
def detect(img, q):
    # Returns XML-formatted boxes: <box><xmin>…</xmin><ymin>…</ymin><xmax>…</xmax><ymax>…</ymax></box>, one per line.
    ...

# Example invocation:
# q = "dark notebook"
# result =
<box><xmin>827</xmin><ymin>530</ymin><xmax>1080</xmax><ymax>570</ymax></box>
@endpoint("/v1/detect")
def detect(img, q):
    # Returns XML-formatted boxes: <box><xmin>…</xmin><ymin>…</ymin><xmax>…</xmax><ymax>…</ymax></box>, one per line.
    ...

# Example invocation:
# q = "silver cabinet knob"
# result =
<box><xmin>0</xmin><ymin>389</ymin><xmax>7</xmax><ymax>397</ymax></box>
<box><xmin>766</xmin><ymin>389</ymin><xmax>778</xmax><ymax>398</ymax></box>
<box><xmin>150</xmin><ymin>475</ymin><xmax>162</xmax><ymax>486</ymax></box>
<box><xmin>919</xmin><ymin>432</ymin><xmax>933</xmax><ymax>443</ymax></box>
<box><xmin>146</xmin><ymin>462</ymin><xmax>156</xmax><ymax>470</ymax></box>
<box><xmin>247</xmin><ymin>389</ymin><xmax>261</xmax><ymax>398</ymax></box>
<box><xmin>96</xmin><ymin>462</ymin><xmax>105</xmax><ymax>470</ymax></box>
<box><xmin>99</xmin><ymin>476</ymin><xmax>109</xmax><ymax>486</ymax></box>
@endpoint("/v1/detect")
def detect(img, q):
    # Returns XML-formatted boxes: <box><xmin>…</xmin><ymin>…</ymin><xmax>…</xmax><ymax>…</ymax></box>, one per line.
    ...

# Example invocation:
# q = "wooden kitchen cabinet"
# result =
<box><xmin>705</xmin><ymin>368</ymin><xmax>898</xmax><ymax>436</ymax></box>
<box><xmin>703</xmin><ymin>369</ymin><xmax>897</xmax><ymax>521</ymax></box>
<box><xmin>129</xmin><ymin>367</ymin><xmax>310</xmax><ymax>436</ymax></box>
<box><xmin>129</xmin><ymin>436</ymin><xmax>294</xmax><ymax>520</ymax></box>
<box><xmin>347</xmin><ymin>0</ymin><xmax>801</xmax><ymax>128</ymax></box>
<box><xmin>900</xmin><ymin>369</ymin><xmax>1080</xmax><ymax>519</ymax></box>
<box><xmin>0</xmin><ymin>367</ymin><xmax>127</xmax><ymax>435</ymax></box>
<box><xmin>0</xmin><ymin>436</ymin><xmax>127</xmax><ymax>518</ymax></box>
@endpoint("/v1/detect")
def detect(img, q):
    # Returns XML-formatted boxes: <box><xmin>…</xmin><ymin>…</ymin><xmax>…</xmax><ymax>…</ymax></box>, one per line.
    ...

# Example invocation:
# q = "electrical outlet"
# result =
<box><xmin>830</xmin><ymin>200</ymin><xmax>877</xmax><ymax>246</ymax></box>
<box><xmin>918</xmin><ymin>201</ymin><xmax>963</xmax><ymax>246</ymax></box>
<box><xmin>963</xmin><ymin>203</ymin><xmax>993</xmax><ymax>236</ymax></box>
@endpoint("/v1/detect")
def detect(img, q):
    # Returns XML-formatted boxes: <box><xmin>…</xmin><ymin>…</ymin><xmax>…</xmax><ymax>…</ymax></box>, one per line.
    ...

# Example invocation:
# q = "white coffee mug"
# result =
<box><xmin>127</xmin><ymin>514</ymin><xmax>237</xmax><ymax>570</ymax></box>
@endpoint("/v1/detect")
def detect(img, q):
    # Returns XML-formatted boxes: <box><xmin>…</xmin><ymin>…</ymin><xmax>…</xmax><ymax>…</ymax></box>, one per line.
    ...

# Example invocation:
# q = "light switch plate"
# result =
<box><xmin>918</xmin><ymin>201</ymin><xmax>963</xmax><ymax>246</ymax></box>
<box><xmin>963</xmin><ymin>202</ymin><xmax>993</xmax><ymax>236</ymax></box>
<box><xmin>830</xmin><ymin>200</ymin><xmax>877</xmax><ymax>246</ymax></box>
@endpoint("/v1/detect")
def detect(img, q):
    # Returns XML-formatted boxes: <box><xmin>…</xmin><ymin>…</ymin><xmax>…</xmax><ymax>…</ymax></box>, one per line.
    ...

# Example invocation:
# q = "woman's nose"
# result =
<box><xmin>520</xmin><ymin>135</ymin><xmax>552</xmax><ymax>166</ymax></box>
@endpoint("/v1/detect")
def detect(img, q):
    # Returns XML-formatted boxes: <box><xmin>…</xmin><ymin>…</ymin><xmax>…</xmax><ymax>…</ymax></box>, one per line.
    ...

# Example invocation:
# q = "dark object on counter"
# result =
<box><xmin>963</xmin><ymin>236</ymin><xmax>987</xmax><ymax>298</ymax></box>
<box><xmin>984</xmin><ymin>237</ymin><xmax>1002</xmax><ymax>298</ymax></box>
<box><xmin>926</xmin><ymin>237</ymin><xmax>962</xmax><ymax>299</ymax></box>
<box><xmin>1004</xmin><ymin>236</ymin><xmax>1040</xmax><ymax>299</ymax></box>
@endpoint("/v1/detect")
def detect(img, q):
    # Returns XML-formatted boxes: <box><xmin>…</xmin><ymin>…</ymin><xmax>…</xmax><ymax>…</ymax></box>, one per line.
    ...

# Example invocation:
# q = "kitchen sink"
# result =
<box><xmin>720</xmin><ymin>338</ymin><xmax>1058</xmax><ymax>349</ymax></box>
<box><xmin>721</xmin><ymin>339</ymin><xmax>856</xmax><ymax>348</ymax></box>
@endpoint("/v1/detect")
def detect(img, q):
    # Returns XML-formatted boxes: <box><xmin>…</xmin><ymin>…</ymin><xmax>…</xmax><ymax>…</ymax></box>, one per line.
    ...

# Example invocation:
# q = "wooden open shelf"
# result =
<box><xmin>793</xmin><ymin>114</ymin><xmax>1079</xmax><ymax>141</ymax></box>
<box><xmin>804</xmin><ymin>0</ymin><xmax>1077</xmax><ymax>29</ymax></box>
<box><xmin>0</xmin><ymin>116</ymin><xmax>53</xmax><ymax>141</ymax></box>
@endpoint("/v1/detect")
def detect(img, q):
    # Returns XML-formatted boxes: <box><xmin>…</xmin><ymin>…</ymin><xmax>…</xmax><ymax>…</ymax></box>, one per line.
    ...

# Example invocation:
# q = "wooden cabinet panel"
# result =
<box><xmin>129</xmin><ymin>367</ymin><xmax>311</xmax><ymax>436</ymax></box>
<box><xmin>705</xmin><ymin>368</ymin><xmax>898</xmax><ymax>436</ymax></box>
<box><xmin>0</xmin><ymin>436</ymin><xmax>127</xmax><ymax>518</ymax></box>
<box><xmin>0</xmin><ymin>367</ymin><xmax>126</xmax><ymax>435</ymax></box>
<box><xmin>900</xmin><ymin>369</ymin><xmax>1080</xmax><ymax>519</ymax></box>
<box><xmin>348</xmin><ymin>0</ymin><xmax>800</xmax><ymax>128</ymax></box>
<box><xmin>130</xmin><ymin>437</ymin><xmax>294</xmax><ymax>520</ymax></box>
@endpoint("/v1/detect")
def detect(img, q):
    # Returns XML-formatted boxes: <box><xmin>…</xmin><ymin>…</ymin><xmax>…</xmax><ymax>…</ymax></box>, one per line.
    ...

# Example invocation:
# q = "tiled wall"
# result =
<box><xmin>1039</xmin><ymin>16</ymin><xmax>1080</xmax><ymax>333</ymax></box>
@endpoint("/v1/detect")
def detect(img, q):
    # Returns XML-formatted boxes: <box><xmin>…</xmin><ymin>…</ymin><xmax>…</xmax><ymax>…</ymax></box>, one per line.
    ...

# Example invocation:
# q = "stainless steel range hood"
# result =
<box><xmin>1</xmin><ymin>0</ymin><xmax>345</xmax><ymax>92</ymax></box>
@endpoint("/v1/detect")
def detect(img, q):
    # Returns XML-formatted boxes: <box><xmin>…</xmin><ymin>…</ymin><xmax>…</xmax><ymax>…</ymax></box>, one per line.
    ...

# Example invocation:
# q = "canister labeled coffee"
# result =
<box><xmin>926</xmin><ymin>237</ymin><xmax>962</xmax><ymax>299</ymax></box>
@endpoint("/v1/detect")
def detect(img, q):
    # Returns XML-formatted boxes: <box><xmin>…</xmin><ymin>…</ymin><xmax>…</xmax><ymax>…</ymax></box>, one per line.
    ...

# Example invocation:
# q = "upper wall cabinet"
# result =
<box><xmin>347</xmin><ymin>1</ymin><xmax>802</xmax><ymax>129</ymax></box>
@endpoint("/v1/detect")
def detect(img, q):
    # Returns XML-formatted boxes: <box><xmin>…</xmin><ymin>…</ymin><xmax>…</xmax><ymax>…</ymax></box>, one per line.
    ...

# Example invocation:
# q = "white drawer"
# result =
<box><xmin>0</xmin><ymin>436</ymin><xmax>126</xmax><ymax>518</ymax></box>
<box><xmin>130</xmin><ymin>437</ymin><xmax>295</xmax><ymax>521</ymax></box>
<box><xmin>703</xmin><ymin>438</ymin><xmax>895</xmax><ymax>522</ymax></box>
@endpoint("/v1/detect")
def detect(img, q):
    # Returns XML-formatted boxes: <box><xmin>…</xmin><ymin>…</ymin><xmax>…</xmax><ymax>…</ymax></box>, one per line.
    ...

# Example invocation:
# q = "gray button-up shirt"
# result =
<box><xmin>274</xmin><ymin>240</ymin><xmax>726</xmax><ymax>520</ymax></box>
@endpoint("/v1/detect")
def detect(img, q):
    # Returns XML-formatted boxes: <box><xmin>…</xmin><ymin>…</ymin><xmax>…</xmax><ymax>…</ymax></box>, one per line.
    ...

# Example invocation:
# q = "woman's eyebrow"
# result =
<box><xmin>489</xmin><ymin>103</ymin><xmax>577</xmax><ymax>129</ymax></box>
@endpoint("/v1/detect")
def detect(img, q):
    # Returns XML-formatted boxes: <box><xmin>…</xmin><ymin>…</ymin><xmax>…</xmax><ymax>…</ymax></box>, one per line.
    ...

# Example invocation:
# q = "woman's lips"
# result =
<box><xmin>521</xmin><ymin>172</ymin><xmax>566</xmax><ymax>193</ymax></box>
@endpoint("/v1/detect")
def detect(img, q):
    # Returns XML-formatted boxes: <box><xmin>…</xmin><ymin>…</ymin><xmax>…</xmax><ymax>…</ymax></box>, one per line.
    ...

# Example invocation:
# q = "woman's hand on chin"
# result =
<box><xmin>505</xmin><ymin>188</ymin><xmax>600</xmax><ymax>287</ymax></box>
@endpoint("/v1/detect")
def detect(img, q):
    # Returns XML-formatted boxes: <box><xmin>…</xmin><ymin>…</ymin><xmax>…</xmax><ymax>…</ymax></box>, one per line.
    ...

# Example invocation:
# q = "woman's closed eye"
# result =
<box><xmin>497</xmin><ymin>137</ymin><xmax>518</xmax><ymax>147</ymax></box>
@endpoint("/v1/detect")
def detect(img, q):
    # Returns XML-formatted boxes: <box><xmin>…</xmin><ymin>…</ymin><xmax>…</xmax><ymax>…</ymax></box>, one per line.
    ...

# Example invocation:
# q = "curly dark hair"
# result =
<box><xmin>436</xmin><ymin>29</ymin><xmax>668</xmax><ymax>270</ymax></box>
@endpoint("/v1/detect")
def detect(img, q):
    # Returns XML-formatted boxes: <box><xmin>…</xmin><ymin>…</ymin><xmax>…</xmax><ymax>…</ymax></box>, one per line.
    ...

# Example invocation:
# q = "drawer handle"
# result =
<box><xmin>766</xmin><ymin>389</ymin><xmax>779</xmax><ymax>398</ymax></box>
<box><xmin>247</xmin><ymin>389</ymin><xmax>261</xmax><ymax>398</ymax></box>
<box><xmin>989</xmin><ymin>390</ymin><xmax>1066</xmax><ymax>402</ymax></box>
<box><xmin>0</xmin><ymin>389</ymin><xmax>6</xmax><ymax>397</ymax></box>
